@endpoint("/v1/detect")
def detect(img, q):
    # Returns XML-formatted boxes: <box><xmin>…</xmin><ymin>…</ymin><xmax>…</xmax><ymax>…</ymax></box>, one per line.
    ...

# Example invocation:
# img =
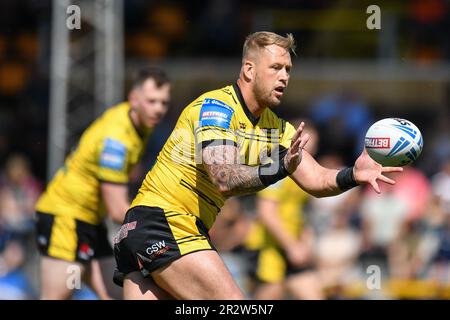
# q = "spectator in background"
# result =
<box><xmin>310</xmin><ymin>88</ymin><xmax>373</xmax><ymax>165</ymax></box>
<box><xmin>359</xmin><ymin>182</ymin><xmax>409</xmax><ymax>278</ymax></box>
<box><xmin>391</xmin><ymin>166</ymin><xmax>432</xmax><ymax>222</ymax></box>
<box><xmin>307</xmin><ymin>153</ymin><xmax>361</xmax><ymax>237</ymax></box>
<box><xmin>0</xmin><ymin>154</ymin><xmax>42</xmax><ymax>299</ymax></box>
<box><xmin>316</xmin><ymin>206</ymin><xmax>362</xmax><ymax>298</ymax></box>
<box><xmin>309</xmin><ymin>153</ymin><xmax>362</xmax><ymax>298</ymax></box>
<box><xmin>431</xmin><ymin>158</ymin><xmax>450</xmax><ymax>215</ymax></box>
<box><xmin>413</xmin><ymin>158</ymin><xmax>450</xmax><ymax>284</ymax></box>
<box><xmin>0</xmin><ymin>232</ymin><xmax>35</xmax><ymax>300</ymax></box>
<box><xmin>0</xmin><ymin>154</ymin><xmax>41</xmax><ymax>234</ymax></box>
<box><xmin>409</xmin><ymin>0</ymin><xmax>449</xmax><ymax>62</ymax></box>
<box><xmin>359</xmin><ymin>165</ymin><xmax>431</xmax><ymax>280</ymax></box>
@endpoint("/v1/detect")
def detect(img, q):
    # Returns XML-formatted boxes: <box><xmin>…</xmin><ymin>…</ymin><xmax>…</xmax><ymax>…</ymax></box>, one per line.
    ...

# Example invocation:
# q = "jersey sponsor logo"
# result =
<box><xmin>100</xmin><ymin>138</ymin><xmax>127</xmax><ymax>170</ymax></box>
<box><xmin>199</xmin><ymin>98</ymin><xmax>234</xmax><ymax>129</ymax></box>
<box><xmin>365</xmin><ymin>137</ymin><xmax>390</xmax><ymax>149</ymax></box>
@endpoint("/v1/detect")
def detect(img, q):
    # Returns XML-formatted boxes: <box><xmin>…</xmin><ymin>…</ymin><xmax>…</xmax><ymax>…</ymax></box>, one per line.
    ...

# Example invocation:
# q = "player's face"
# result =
<box><xmin>131</xmin><ymin>79</ymin><xmax>170</xmax><ymax>128</ymax></box>
<box><xmin>253</xmin><ymin>44</ymin><xmax>292</xmax><ymax>108</ymax></box>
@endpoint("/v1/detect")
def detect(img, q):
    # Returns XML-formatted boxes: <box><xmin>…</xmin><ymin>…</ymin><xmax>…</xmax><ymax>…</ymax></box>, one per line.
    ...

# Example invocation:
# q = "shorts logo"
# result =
<box><xmin>365</xmin><ymin>137</ymin><xmax>390</xmax><ymax>149</ymax></box>
<box><xmin>78</xmin><ymin>243</ymin><xmax>94</xmax><ymax>261</ymax></box>
<box><xmin>37</xmin><ymin>235</ymin><xmax>48</xmax><ymax>246</ymax></box>
<box><xmin>113</xmin><ymin>221</ymin><xmax>137</xmax><ymax>244</ymax></box>
<box><xmin>145</xmin><ymin>240</ymin><xmax>169</xmax><ymax>261</ymax></box>
<box><xmin>199</xmin><ymin>98</ymin><xmax>234</xmax><ymax>129</ymax></box>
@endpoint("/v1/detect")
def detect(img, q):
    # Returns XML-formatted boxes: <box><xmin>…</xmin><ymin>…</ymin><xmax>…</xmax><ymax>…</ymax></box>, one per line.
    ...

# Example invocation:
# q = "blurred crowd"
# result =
<box><xmin>0</xmin><ymin>96</ymin><xmax>449</xmax><ymax>299</ymax></box>
<box><xmin>206</xmin><ymin>103</ymin><xmax>450</xmax><ymax>299</ymax></box>
<box><xmin>0</xmin><ymin>0</ymin><xmax>449</xmax><ymax>300</ymax></box>
<box><xmin>210</xmin><ymin>151</ymin><xmax>450</xmax><ymax>300</ymax></box>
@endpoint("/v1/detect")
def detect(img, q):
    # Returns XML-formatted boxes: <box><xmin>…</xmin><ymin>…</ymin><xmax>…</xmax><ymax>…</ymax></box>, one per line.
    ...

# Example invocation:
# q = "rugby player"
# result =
<box><xmin>35</xmin><ymin>67</ymin><xmax>171</xmax><ymax>299</ymax></box>
<box><xmin>114</xmin><ymin>32</ymin><xmax>402</xmax><ymax>299</ymax></box>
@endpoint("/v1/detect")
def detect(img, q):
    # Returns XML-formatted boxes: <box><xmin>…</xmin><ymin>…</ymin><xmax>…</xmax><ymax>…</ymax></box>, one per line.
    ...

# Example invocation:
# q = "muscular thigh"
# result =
<box><xmin>151</xmin><ymin>250</ymin><xmax>244</xmax><ymax>300</ymax></box>
<box><xmin>115</xmin><ymin>206</ymin><xmax>244</xmax><ymax>299</ymax></box>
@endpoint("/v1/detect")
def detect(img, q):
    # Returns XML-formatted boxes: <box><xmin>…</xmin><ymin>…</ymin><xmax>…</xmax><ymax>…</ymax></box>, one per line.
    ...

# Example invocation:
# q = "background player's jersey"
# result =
<box><xmin>244</xmin><ymin>177</ymin><xmax>310</xmax><ymax>251</ymax></box>
<box><xmin>36</xmin><ymin>102</ymin><xmax>150</xmax><ymax>225</ymax></box>
<box><xmin>132</xmin><ymin>84</ymin><xmax>296</xmax><ymax>229</ymax></box>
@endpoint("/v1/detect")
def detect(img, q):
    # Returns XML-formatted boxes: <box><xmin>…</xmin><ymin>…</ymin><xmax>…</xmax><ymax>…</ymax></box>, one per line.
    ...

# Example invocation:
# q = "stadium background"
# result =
<box><xmin>0</xmin><ymin>0</ymin><xmax>449</xmax><ymax>299</ymax></box>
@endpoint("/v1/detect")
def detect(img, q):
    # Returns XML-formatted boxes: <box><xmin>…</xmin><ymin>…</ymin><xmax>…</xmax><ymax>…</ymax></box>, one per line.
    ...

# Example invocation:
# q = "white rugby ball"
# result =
<box><xmin>364</xmin><ymin>118</ymin><xmax>423</xmax><ymax>166</ymax></box>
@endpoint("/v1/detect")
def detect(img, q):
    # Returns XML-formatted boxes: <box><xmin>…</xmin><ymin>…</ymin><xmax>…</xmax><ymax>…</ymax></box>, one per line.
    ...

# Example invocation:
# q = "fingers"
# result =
<box><xmin>290</xmin><ymin>131</ymin><xmax>309</xmax><ymax>156</ymax></box>
<box><xmin>290</xmin><ymin>136</ymin><xmax>302</xmax><ymax>154</ymax></box>
<box><xmin>299</xmin><ymin>133</ymin><xmax>310</xmax><ymax>150</ymax></box>
<box><xmin>378</xmin><ymin>174</ymin><xmax>396</xmax><ymax>185</ymax></box>
<box><xmin>382</xmin><ymin>166</ymin><xmax>404</xmax><ymax>173</ymax></box>
<box><xmin>370</xmin><ymin>180</ymin><xmax>381</xmax><ymax>194</ymax></box>
<box><xmin>290</xmin><ymin>121</ymin><xmax>305</xmax><ymax>146</ymax></box>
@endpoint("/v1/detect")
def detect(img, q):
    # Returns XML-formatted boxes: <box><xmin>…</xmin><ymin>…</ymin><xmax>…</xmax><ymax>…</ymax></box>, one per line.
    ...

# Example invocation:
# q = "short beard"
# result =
<box><xmin>253</xmin><ymin>75</ymin><xmax>280</xmax><ymax>108</ymax></box>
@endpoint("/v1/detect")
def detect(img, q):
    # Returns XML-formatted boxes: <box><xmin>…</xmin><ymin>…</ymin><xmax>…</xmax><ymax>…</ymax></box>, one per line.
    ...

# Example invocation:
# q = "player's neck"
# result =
<box><xmin>236</xmin><ymin>79</ymin><xmax>265</xmax><ymax>118</ymax></box>
<box><xmin>129</xmin><ymin>108</ymin><xmax>151</xmax><ymax>138</ymax></box>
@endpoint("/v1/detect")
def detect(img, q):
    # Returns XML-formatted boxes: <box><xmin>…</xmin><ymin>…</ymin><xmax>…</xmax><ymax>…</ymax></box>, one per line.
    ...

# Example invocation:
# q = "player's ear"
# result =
<box><xmin>128</xmin><ymin>88</ymin><xmax>138</xmax><ymax>107</ymax></box>
<box><xmin>242</xmin><ymin>60</ymin><xmax>255</xmax><ymax>81</ymax></box>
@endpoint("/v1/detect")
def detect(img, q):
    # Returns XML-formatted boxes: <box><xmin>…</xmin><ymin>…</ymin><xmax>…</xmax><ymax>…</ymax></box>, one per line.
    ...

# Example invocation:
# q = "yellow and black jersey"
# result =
<box><xmin>244</xmin><ymin>177</ymin><xmax>309</xmax><ymax>250</ymax></box>
<box><xmin>36</xmin><ymin>102</ymin><xmax>150</xmax><ymax>225</ymax></box>
<box><xmin>132</xmin><ymin>84</ymin><xmax>296</xmax><ymax>229</ymax></box>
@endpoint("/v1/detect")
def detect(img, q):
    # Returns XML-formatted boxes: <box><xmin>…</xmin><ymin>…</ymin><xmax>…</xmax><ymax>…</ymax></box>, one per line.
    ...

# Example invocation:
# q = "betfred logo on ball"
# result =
<box><xmin>365</xmin><ymin>137</ymin><xmax>390</xmax><ymax>149</ymax></box>
<box><xmin>364</xmin><ymin>118</ymin><xmax>423</xmax><ymax>167</ymax></box>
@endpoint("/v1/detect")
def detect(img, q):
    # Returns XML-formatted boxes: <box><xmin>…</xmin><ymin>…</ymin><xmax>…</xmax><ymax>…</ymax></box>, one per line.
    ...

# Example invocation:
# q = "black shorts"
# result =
<box><xmin>35</xmin><ymin>211</ymin><xmax>113</xmax><ymax>263</ymax></box>
<box><xmin>113</xmin><ymin>206</ymin><xmax>216</xmax><ymax>287</ymax></box>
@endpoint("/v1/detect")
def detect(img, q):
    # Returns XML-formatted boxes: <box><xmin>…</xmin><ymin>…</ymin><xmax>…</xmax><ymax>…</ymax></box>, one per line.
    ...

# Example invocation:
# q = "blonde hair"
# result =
<box><xmin>242</xmin><ymin>31</ymin><xmax>296</xmax><ymax>62</ymax></box>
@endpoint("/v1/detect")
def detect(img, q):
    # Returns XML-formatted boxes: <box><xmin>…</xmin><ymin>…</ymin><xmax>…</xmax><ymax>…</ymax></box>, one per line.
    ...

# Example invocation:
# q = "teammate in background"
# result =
<box><xmin>35</xmin><ymin>67</ymin><xmax>171</xmax><ymax>299</ymax></box>
<box><xmin>244</xmin><ymin>122</ymin><xmax>324</xmax><ymax>299</ymax></box>
<box><xmin>114</xmin><ymin>31</ymin><xmax>403</xmax><ymax>300</ymax></box>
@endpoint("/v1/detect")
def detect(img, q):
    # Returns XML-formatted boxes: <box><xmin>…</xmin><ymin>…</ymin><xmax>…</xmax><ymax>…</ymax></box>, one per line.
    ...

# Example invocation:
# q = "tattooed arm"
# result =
<box><xmin>202</xmin><ymin>123</ymin><xmax>310</xmax><ymax>197</ymax></box>
<box><xmin>202</xmin><ymin>143</ymin><xmax>265</xmax><ymax>197</ymax></box>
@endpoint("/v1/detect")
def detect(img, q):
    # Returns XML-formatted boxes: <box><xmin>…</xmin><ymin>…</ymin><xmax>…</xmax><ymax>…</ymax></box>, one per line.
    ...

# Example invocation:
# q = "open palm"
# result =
<box><xmin>284</xmin><ymin>122</ymin><xmax>310</xmax><ymax>174</ymax></box>
<box><xmin>354</xmin><ymin>148</ymin><xmax>403</xmax><ymax>193</ymax></box>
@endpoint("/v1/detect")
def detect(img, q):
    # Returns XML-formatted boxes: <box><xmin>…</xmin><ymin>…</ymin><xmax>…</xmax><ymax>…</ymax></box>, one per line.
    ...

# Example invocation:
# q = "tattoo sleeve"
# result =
<box><xmin>202</xmin><ymin>144</ymin><xmax>265</xmax><ymax>196</ymax></box>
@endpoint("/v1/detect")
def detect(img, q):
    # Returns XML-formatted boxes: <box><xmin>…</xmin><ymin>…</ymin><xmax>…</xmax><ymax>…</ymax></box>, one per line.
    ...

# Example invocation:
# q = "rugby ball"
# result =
<box><xmin>364</xmin><ymin>118</ymin><xmax>423</xmax><ymax>166</ymax></box>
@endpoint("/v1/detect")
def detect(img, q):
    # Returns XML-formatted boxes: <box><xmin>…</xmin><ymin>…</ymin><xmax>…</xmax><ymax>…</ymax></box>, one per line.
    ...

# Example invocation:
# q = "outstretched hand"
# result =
<box><xmin>284</xmin><ymin>122</ymin><xmax>310</xmax><ymax>174</ymax></box>
<box><xmin>353</xmin><ymin>148</ymin><xmax>403</xmax><ymax>193</ymax></box>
